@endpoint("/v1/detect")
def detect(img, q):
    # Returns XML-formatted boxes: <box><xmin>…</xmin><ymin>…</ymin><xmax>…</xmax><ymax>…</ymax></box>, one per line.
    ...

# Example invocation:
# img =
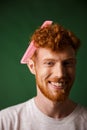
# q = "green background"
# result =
<box><xmin>0</xmin><ymin>0</ymin><xmax>87</xmax><ymax>110</ymax></box>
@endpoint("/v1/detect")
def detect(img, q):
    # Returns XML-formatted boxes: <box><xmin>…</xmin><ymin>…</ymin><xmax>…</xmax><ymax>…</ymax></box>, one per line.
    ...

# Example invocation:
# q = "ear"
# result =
<box><xmin>27</xmin><ymin>59</ymin><xmax>36</xmax><ymax>75</ymax></box>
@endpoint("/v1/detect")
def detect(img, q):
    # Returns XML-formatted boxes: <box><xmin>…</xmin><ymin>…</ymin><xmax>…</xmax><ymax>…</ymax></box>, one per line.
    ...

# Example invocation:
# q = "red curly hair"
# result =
<box><xmin>30</xmin><ymin>23</ymin><xmax>80</xmax><ymax>56</ymax></box>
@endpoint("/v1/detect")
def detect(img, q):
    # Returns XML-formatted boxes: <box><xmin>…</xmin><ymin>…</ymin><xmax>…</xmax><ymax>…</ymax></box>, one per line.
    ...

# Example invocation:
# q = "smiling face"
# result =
<box><xmin>28</xmin><ymin>46</ymin><xmax>76</xmax><ymax>102</ymax></box>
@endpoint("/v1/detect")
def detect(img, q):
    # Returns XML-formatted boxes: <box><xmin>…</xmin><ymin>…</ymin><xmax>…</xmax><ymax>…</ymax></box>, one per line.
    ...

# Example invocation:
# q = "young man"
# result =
<box><xmin>0</xmin><ymin>20</ymin><xmax>87</xmax><ymax>130</ymax></box>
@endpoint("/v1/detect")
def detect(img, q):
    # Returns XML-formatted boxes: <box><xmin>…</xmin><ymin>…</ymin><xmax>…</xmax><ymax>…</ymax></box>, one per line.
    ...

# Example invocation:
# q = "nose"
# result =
<box><xmin>53</xmin><ymin>63</ymin><xmax>66</xmax><ymax>78</ymax></box>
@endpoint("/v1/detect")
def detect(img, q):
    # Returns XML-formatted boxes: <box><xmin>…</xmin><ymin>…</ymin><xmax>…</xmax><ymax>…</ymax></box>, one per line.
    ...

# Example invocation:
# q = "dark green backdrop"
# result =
<box><xmin>0</xmin><ymin>0</ymin><xmax>87</xmax><ymax>110</ymax></box>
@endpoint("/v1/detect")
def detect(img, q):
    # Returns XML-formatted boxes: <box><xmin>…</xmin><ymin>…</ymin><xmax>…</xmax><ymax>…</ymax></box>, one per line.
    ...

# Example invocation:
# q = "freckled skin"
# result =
<box><xmin>32</xmin><ymin>46</ymin><xmax>76</xmax><ymax>102</ymax></box>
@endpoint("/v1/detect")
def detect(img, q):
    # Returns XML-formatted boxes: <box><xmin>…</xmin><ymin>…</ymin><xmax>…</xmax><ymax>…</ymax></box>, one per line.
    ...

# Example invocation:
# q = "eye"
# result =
<box><xmin>45</xmin><ymin>61</ymin><xmax>55</xmax><ymax>66</ymax></box>
<box><xmin>63</xmin><ymin>60</ymin><xmax>76</xmax><ymax>67</ymax></box>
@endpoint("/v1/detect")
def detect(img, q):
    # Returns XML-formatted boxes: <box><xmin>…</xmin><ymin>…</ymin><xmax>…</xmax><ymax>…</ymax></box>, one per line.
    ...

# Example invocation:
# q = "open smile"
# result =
<box><xmin>48</xmin><ymin>81</ymin><xmax>66</xmax><ymax>90</ymax></box>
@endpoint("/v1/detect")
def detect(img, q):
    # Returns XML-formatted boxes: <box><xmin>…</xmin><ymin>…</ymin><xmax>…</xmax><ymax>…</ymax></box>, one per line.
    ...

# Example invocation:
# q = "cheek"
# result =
<box><xmin>68</xmin><ymin>68</ymin><xmax>76</xmax><ymax>80</ymax></box>
<box><xmin>36</xmin><ymin>68</ymin><xmax>51</xmax><ymax>82</ymax></box>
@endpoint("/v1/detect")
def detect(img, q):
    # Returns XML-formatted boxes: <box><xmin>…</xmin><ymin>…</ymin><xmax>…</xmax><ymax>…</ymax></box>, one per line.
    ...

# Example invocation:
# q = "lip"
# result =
<box><xmin>48</xmin><ymin>81</ymin><xmax>65</xmax><ymax>90</ymax></box>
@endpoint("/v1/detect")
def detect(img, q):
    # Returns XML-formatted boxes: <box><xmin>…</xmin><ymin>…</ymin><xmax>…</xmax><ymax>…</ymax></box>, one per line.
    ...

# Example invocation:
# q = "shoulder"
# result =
<box><xmin>0</xmin><ymin>98</ymin><xmax>33</xmax><ymax>114</ymax></box>
<box><xmin>80</xmin><ymin>105</ymin><xmax>87</xmax><ymax>120</ymax></box>
<box><xmin>0</xmin><ymin>98</ymin><xmax>34</xmax><ymax>130</ymax></box>
<box><xmin>75</xmin><ymin>104</ymin><xmax>87</xmax><ymax>122</ymax></box>
<box><xmin>0</xmin><ymin>98</ymin><xmax>34</xmax><ymax>121</ymax></box>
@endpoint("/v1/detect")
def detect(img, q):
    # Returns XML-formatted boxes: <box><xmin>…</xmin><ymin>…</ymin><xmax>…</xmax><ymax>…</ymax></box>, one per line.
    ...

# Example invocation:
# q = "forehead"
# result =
<box><xmin>36</xmin><ymin>47</ymin><xmax>76</xmax><ymax>61</ymax></box>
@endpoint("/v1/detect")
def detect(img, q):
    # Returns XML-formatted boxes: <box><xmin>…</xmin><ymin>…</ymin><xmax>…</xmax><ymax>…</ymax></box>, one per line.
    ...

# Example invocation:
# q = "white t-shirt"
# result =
<box><xmin>0</xmin><ymin>98</ymin><xmax>87</xmax><ymax>130</ymax></box>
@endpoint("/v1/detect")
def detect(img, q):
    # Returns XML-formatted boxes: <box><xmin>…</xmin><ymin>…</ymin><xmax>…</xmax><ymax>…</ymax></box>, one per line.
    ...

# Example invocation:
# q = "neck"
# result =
<box><xmin>34</xmin><ymin>93</ymin><xmax>77</xmax><ymax>119</ymax></box>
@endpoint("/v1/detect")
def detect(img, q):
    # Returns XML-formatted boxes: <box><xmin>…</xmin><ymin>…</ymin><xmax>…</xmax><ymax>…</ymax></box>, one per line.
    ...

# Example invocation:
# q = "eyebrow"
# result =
<box><xmin>42</xmin><ymin>58</ymin><xmax>56</xmax><ymax>62</ymax></box>
<box><xmin>42</xmin><ymin>57</ymin><xmax>76</xmax><ymax>62</ymax></box>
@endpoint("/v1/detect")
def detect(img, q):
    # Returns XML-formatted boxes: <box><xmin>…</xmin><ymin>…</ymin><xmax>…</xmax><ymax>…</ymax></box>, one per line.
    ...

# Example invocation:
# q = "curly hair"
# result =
<box><xmin>30</xmin><ymin>23</ymin><xmax>80</xmax><ymax>54</ymax></box>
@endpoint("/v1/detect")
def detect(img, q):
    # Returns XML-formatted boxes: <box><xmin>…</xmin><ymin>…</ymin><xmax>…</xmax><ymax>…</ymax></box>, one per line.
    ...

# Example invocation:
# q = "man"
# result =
<box><xmin>0</xmin><ymin>20</ymin><xmax>87</xmax><ymax>130</ymax></box>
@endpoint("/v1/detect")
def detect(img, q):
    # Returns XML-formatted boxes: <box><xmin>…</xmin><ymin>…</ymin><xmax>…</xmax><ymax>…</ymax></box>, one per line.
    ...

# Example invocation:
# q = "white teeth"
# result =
<box><xmin>51</xmin><ymin>82</ymin><xmax>63</xmax><ymax>87</ymax></box>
